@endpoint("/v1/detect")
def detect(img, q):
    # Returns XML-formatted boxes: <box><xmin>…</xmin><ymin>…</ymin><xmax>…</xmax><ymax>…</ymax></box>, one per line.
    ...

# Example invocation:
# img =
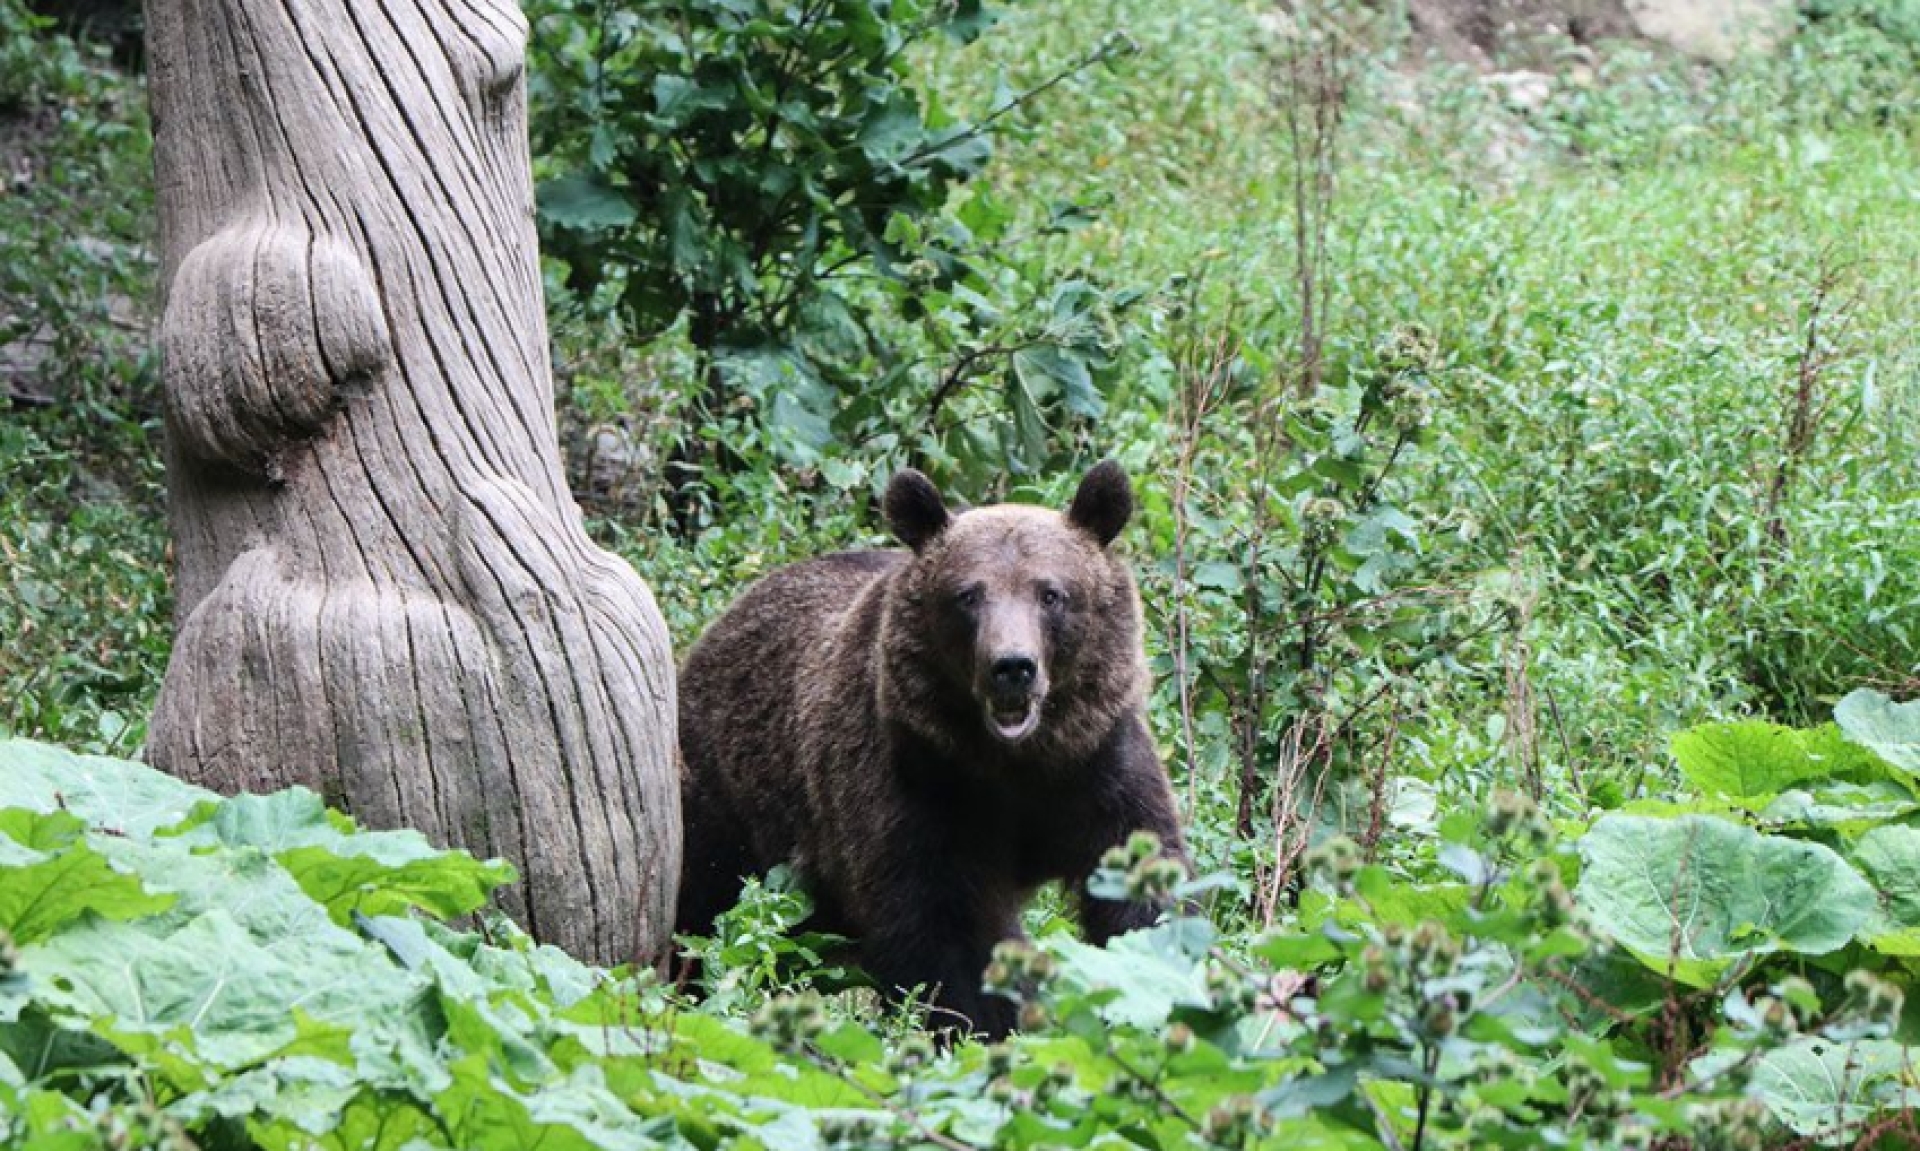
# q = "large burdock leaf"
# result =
<box><xmin>1852</xmin><ymin>824</ymin><xmax>1920</xmax><ymax>955</ymax></box>
<box><xmin>1670</xmin><ymin>721</ymin><xmax>1885</xmax><ymax>802</ymax></box>
<box><xmin>1752</xmin><ymin>1038</ymin><xmax>1920</xmax><ymax>1143</ymax></box>
<box><xmin>1046</xmin><ymin>918</ymin><xmax>1214</xmax><ymax>1029</ymax></box>
<box><xmin>0</xmin><ymin>809</ymin><xmax>173</xmax><ymax>945</ymax></box>
<box><xmin>0</xmin><ymin>738</ymin><xmax>210</xmax><ymax>837</ymax></box>
<box><xmin>1835</xmin><ymin>689</ymin><xmax>1920</xmax><ymax>774</ymax></box>
<box><xmin>166</xmin><ymin>790</ymin><xmax>516</xmax><ymax>927</ymax></box>
<box><xmin>25</xmin><ymin>909</ymin><xmax>426</xmax><ymax>1071</ymax></box>
<box><xmin>1576</xmin><ymin>816</ymin><xmax>1875</xmax><ymax>980</ymax></box>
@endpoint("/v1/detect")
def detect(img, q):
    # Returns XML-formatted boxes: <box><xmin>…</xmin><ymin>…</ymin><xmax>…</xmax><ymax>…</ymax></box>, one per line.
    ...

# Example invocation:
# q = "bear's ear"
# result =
<box><xmin>1067</xmin><ymin>460</ymin><xmax>1133</xmax><ymax>547</ymax></box>
<box><xmin>885</xmin><ymin>468</ymin><xmax>952</xmax><ymax>553</ymax></box>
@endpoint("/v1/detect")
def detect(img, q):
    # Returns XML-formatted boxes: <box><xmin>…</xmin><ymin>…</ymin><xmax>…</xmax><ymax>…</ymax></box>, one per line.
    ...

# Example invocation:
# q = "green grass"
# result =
<box><xmin>902</xmin><ymin>0</ymin><xmax>1920</xmax><ymax>812</ymax></box>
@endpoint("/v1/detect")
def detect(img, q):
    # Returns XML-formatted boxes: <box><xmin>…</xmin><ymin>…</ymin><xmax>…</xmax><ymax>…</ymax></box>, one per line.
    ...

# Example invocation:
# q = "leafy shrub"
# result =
<box><xmin>529</xmin><ymin>0</ymin><xmax>1147</xmax><ymax>509</ymax></box>
<box><xmin>8</xmin><ymin>737</ymin><xmax>1918</xmax><ymax>1150</ymax></box>
<box><xmin>0</xmin><ymin>0</ymin><xmax>153</xmax><ymax>416</ymax></box>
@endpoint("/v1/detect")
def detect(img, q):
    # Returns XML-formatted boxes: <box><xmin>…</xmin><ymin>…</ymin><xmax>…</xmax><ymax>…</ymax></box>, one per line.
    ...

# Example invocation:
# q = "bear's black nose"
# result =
<box><xmin>990</xmin><ymin>656</ymin><xmax>1037</xmax><ymax>692</ymax></box>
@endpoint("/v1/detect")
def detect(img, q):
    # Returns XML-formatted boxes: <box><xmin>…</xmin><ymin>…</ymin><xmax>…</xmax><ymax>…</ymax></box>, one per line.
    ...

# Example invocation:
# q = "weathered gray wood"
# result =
<box><xmin>142</xmin><ymin>0</ymin><xmax>680</xmax><ymax>965</ymax></box>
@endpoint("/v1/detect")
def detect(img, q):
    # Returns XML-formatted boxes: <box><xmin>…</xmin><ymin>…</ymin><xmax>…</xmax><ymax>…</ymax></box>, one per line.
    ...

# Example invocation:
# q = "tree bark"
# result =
<box><xmin>142</xmin><ymin>0</ymin><xmax>680</xmax><ymax>965</ymax></box>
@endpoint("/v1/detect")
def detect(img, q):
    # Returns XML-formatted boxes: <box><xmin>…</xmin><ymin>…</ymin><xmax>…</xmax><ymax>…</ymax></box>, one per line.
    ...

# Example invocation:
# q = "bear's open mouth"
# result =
<box><xmin>986</xmin><ymin>699</ymin><xmax>1042</xmax><ymax>743</ymax></box>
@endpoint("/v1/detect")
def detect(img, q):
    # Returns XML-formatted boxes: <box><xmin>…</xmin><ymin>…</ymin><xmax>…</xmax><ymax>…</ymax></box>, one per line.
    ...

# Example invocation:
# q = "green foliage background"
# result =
<box><xmin>3</xmin><ymin>0</ymin><xmax>1920</xmax><ymax>1146</ymax></box>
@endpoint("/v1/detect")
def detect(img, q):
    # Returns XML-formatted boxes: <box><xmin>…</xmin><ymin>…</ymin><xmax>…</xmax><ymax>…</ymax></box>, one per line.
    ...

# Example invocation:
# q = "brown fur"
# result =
<box><xmin>675</xmin><ymin>463</ymin><xmax>1187</xmax><ymax>1037</ymax></box>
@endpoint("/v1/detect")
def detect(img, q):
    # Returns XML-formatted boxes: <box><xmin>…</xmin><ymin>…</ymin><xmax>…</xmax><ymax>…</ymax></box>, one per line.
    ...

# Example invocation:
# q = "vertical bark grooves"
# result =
<box><xmin>144</xmin><ymin>0</ymin><xmax>681</xmax><ymax>964</ymax></box>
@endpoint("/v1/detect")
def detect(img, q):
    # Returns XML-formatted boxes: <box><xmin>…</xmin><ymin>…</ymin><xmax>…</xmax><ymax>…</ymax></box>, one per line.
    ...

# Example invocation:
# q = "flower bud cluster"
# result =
<box><xmin>749</xmin><ymin>991</ymin><xmax>827</xmax><ymax>1053</ymax></box>
<box><xmin>1523</xmin><ymin>859</ymin><xmax>1583</xmax><ymax>932</ymax></box>
<box><xmin>887</xmin><ymin>1036</ymin><xmax>936</xmax><ymax>1076</ymax></box>
<box><xmin>1300</xmin><ymin>496</ymin><xmax>1347</xmax><ymax>547</ymax></box>
<box><xmin>1098</xmin><ymin>831</ymin><xmax>1187</xmax><ymax>903</ymax></box>
<box><xmin>1202</xmin><ymin>1094</ymin><xmax>1268</xmax><ymax>1143</ymax></box>
<box><xmin>1485</xmin><ymin>789</ymin><xmax>1551</xmax><ymax>854</ymax></box>
<box><xmin>1305</xmin><ymin>834</ymin><xmax>1362</xmax><ymax>893</ymax></box>
<box><xmin>983</xmin><ymin>938</ymin><xmax>1057</xmax><ymax>1000</ymax></box>
<box><xmin>988</xmin><ymin>1057</ymin><xmax>1078</xmax><ymax>1113</ymax></box>
<box><xmin>819</xmin><ymin>1113</ymin><xmax>882</xmax><ymax>1147</ymax></box>
<box><xmin>1374</xmin><ymin>323</ymin><xmax>1437</xmax><ymax>377</ymax></box>
<box><xmin>1358</xmin><ymin>921</ymin><xmax>1473</xmax><ymax>1039</ymax></box>
<box><xmin>1687</xmin><ymin>1096</ymin><xmax>1770</xmax><ymax>1151</ymax></box>
<box><xmin>97</xmin><ymin>1101</ymin><xmax>197</xmax><ymax>1151</ymax></box>
<box><xmin>1371</xmin><ymin>324</ymin><xmax>1440</xmax><ymax>433</ymax></box>
<box><xmin>1100</xmin><ymin>829</ymin><xmax>1164</xmax><ymax>871</ymax></box>
<box><xmin>1843</xmin><ymin>969</ymin><xmax>1905</xmax><ymax>1031</ymax></box>
<box><xmin>1742</xmin><ymin>976</ymin><xmax>1816</xmax><ymax>1041</ymax></box>
<box><xmin>1205</xmin><ymin>961</ymin><xmax>1259</xmax><ymax>1015</ymax></box>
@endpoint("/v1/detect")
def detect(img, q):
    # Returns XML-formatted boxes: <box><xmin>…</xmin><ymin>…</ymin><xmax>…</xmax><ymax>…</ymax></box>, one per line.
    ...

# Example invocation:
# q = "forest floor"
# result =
<box><xmin>3</xmin><ymin>2</ymin><xmax>1920</xmax><ymax>1145</ymax></box>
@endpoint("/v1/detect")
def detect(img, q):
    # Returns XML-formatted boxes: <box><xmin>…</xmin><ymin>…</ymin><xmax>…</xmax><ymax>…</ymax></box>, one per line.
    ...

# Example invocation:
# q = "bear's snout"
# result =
<box><xmin>980</xmin><ymin>648</ymin><xmax>1047</xmax><ymax>744</ymax></box>
<box><xmin>989</xmin><ymin>655</ymin><xmax>1037</xmax><ymax>692</ymax></box>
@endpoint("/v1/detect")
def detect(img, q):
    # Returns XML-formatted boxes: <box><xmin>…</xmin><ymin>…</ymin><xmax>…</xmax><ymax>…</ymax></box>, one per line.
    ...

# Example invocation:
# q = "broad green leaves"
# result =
<box><xmin>536</xmin><ymin>174</ymin><xmax>639</xmax><ymax>231</ymax></box>
<box><xmin>1624</xmin><ymin>696</ymin><xmax>1920</xmax><ymax>965</ymax></box>
<box><xmin>167</xmin><ymin>790</ymin><xmax>517</xmax><ymax>927</ymax></box>
<box><xmin>1576</xmin><ymin>815</ymin><xmax>1876</xmax><ymax>976</ymax></box>
<box><xmin>1670</xmin><ymin>721</ymin><xmax>1884</xmax><ymax>802</ymax></box>
<box><xmin>527</xmin><ymin>0</ymin><xmax>1141</xmax><ymax>484</ymax></box>
<box><xmin>1045</xmin><ymin>919</ymin><xmax>1213</xmax><ymax>1028</ymax></box>
<box><xmin>6</xmin><ymin>727</ymin><xmax>1919</xmax><ymax>1151</ymax></box>
<box><xmin>0</xmin><ymin>737</ymin><xmax>208</xmax><ymax>835</ymax></box>
<box><xmin>1752</xmin><ymin>1038</ymin><xmax>1920</xmax><ymax>1142</ymax></box>
<box><xmin>1854</xmin><ymin>824</ymin><xmax>1920</xmax><ymax>954</ymax></box>
<box><xmin>0</xmin><ymin>809</ymin><xmax>172</xmax><ymax>945</ymax></box>
<box><xmin>1835</xmin><ymin>688</ymin><xmax>1920</xmax><ymax>774</ymax></box>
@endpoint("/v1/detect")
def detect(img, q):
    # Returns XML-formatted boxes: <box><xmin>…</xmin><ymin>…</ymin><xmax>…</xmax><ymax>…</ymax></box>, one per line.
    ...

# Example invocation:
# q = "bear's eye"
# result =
<box><xmin>1040</xmin><ymin>587</ymin><xmax>1066</xmax><ymax>609</ymax></box>
<box><xmin>954</xmin><ymin>587</ymin><xmax>984</xmax><ymax>610</ymax></box>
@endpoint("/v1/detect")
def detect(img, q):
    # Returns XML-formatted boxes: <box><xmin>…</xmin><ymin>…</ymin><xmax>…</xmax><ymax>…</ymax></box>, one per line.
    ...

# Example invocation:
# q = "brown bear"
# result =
<box><xmin>674</xmin><ymin>462</ymin><xmax>1188</xmax><ymax>1037</ymax></box>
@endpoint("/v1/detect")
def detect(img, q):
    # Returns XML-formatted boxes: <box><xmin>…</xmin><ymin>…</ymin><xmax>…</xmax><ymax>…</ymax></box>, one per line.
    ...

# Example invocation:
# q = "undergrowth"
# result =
<box><xmin>3</xmin><ymin>1</ymin><xmax>1919</xmax><ymax>1147</ymax></box>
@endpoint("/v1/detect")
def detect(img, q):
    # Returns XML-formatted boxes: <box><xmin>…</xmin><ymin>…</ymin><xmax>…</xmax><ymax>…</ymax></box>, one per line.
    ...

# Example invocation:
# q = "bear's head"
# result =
<box><xmin>878</xmin><ymin>461</ymin><xmax>1146</xmax><ymax>766</ymax></box>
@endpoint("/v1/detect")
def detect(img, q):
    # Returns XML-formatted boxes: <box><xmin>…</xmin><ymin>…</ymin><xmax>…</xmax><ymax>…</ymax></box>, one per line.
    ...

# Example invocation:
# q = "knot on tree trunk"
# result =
<box><xmin>160</xmin><ymin>225</ymin><xmax>389</xmax><ymax>480</ymax></box>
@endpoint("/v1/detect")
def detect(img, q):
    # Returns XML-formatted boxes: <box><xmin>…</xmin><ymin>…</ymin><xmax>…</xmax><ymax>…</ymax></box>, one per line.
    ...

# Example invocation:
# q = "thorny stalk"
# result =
<box><xmin>1268</xmin><ymin>1</ymin><xmax>1356</xmax><ymax>398</ymax></box>
<box><xmin>1258</xmin><ymin>713</ymin><xmax>1333</xmax><ymax>927</ymax></box>
<box><xmin>1763</xmin><ymin>248</ymin><xmax>1857</xmax><ymax>548</ymax></box>
<box><xmin>1502</xmin><ymin>554</ymin><xmax>1542</xmax><ymax>801</ymax></box>
<box><xmin>1234</xmin><ymin>383</ymin><xmax>1287</xmax><ymax>840</ymax></box>
<box><xmin>1168</xmin><ymin>332</ymin><xmax>1236</xmax><ymax>818</ymax></box>
<box><xmin>1359</xmin><ymin>702</ymin><xmax>1400</xmax><ymax>859</ymax></box>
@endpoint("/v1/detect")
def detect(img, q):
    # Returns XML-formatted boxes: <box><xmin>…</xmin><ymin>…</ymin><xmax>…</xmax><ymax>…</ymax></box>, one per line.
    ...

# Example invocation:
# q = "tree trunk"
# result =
<box><xmin>142</xmin><ymin>0</ymin><xmax>680</xmax><ymax>966</ymax></box>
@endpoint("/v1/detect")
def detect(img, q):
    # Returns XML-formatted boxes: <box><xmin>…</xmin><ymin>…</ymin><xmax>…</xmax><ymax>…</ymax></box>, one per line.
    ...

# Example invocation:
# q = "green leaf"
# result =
<box><xmin>1013</xmin><ymin>344</ymin><xmax>1103</xmax><ymax>418</ymax></box>
<box><xmin>1835</xmin><ymin>689</ymin><xmax>1920</xmax><ymax>774</ymax></box>
<box><xmin>1670</xmin><ymin>721</ymin><xmax>1884</xmax><ymax>802</ymax></box>
<box><xmin>537</xmin><ymin>174</ymin><xmax>638</xmax><ymax>231</ymax></box>
<box><xmin>0</xmin><ymin>738</ymin><xmax>210</xmax><ymax>837</ymax></box>
<box><xmin>168</xmin><ymin>790</ymin><xmax>515</xmax><ymax>926</ymax></box>
<box><xmin>1752</xmin><ymin>1038</ymin><xmax>1920</xmax><ymax>1140</ymax></box>
<box><xmin>1852</xmin><ymin>824</ymin><xmax>1920</xmax><ymax>945</ymax></box>
<box><xmin>0</xmin><ymin>809</ymin><xmax>173</xmax><ymax>944</ymax></box>
<box><xmin>858</xmin><ymin>90</ymin><xmax>925</xmax><ymax>166</ymax></box>
<box><xmin>1576</xmin><ymin>815</ymin><xmax>1876</xmax><ymax>979</ymax></box>
<box><xmin>25</xmin><ymin>908</ymin><xmax>428</xmax><ymax>1070</ymax></box>
<box><xmin>1758</xmin><ymin>782</ymin><xmax>1919</xmax><ymax>835</ymax></box>
<box><xmin>1046</xmin><ymin>919</ymin><xmax>1213</xmax><ymax>1029</ymax></box>
<box><xmin>1190</xmin><ymin>562</ymin><xmax>1244</xmax><ymax>593</ymax></box>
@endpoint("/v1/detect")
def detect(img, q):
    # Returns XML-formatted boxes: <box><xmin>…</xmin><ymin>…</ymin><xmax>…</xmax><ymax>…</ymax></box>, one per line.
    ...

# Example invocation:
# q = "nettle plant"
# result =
<box><xmin>1154</xmin><ymin>325</ymin><xmax>1495</xmax><ymax>893</ymax></box>
<box><xmin>527</xmin><ymin>0</ymin><xmax>1147</xmax><ymax>504</ymax></box>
